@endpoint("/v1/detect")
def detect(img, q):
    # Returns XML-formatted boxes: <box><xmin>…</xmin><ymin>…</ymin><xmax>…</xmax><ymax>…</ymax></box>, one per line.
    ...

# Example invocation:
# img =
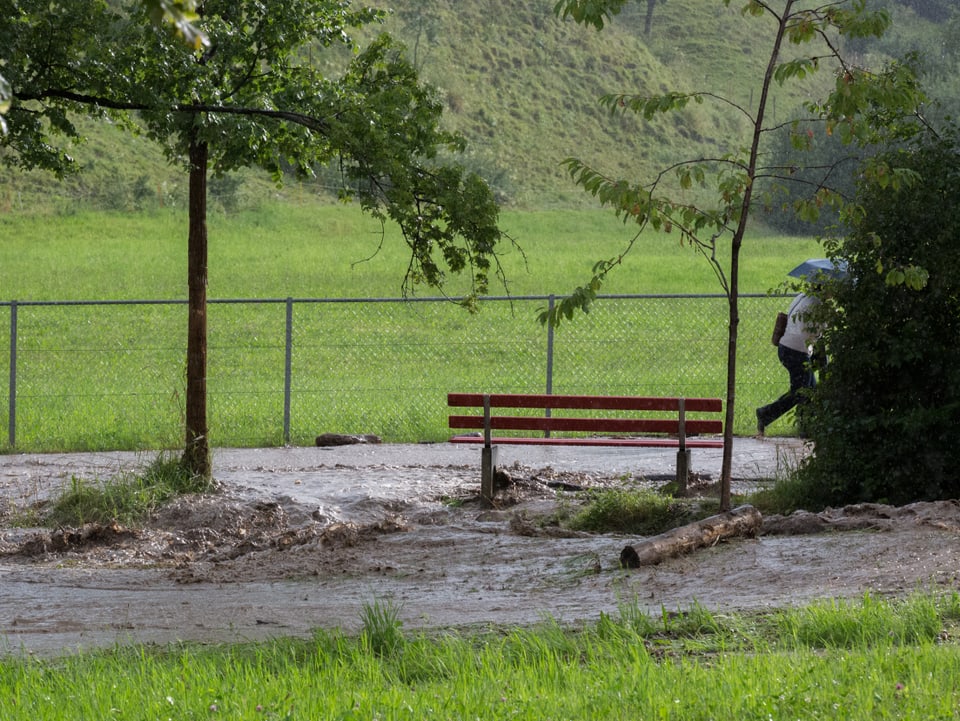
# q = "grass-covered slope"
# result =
<box><xmin>385</xmin><ymin>0</ymin><xmax>794</xmax><ymax>206</ymax></box>
<box><xmin>5</xmin><ymin>0</ymin><xmax>943</xmax><ymax>212</ymax></box>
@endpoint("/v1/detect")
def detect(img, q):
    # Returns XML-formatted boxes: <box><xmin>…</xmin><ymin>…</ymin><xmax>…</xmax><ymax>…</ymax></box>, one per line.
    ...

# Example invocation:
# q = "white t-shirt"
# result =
<box><xmin>780</xmin><ymin>294</ymin><xmax>820</xmax><ymax>354</ymax></box>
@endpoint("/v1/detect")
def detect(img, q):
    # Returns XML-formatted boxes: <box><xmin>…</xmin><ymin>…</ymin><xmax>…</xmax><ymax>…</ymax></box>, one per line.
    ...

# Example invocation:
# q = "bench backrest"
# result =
<box><xmin>448</xmin><ymin>393</ymin><xmax>723</xmax><ymax>438</ymax></box>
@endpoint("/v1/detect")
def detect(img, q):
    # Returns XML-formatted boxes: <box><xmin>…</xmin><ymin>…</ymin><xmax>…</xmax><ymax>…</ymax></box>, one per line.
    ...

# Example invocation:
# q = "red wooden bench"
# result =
<box><xmin>448</xmin><ymin>392</ymin><xmax>724</xmax><ymax>503</ymax></box>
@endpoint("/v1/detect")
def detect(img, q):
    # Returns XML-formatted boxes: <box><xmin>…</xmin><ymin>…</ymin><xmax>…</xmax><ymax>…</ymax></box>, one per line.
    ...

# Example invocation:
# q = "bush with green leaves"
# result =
<box><xmin>799</xmin><ymin>127</ymin><xmax>960</xmax><ymax>506</ymax></box>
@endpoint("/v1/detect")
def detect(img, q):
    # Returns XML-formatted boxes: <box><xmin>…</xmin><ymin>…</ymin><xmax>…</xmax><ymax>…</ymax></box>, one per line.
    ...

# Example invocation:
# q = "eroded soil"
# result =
<box><xmin>2</xmin><ymin>446</ymin><xmax>960</xmax><ymax>656</ymax></box>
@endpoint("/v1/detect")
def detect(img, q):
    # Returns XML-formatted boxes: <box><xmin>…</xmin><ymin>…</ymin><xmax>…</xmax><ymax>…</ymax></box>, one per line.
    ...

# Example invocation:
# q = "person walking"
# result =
<box><xmin>756</xmin><ymin>292</ymin><xmax>821</xmax><ymax>436</ymax></box>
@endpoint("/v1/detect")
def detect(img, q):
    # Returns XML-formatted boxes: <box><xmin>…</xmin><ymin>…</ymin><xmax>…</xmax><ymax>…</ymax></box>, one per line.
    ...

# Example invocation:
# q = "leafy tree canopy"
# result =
<box><xmin>2</xmin><ymin>0</ymin><xmax>511</xmax><ymax>299</ymax></box>
<box><xmin>893</xmin><ymin>0</ymin><xmax>954</xmax><ymax>23</ymax></box>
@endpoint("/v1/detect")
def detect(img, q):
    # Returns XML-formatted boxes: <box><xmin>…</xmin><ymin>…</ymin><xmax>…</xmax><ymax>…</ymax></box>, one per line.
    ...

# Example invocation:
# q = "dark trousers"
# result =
<box><xmin>757</xmin><ymin>345</ymin><xmax>815</xmax><ymax>429</ymax></box>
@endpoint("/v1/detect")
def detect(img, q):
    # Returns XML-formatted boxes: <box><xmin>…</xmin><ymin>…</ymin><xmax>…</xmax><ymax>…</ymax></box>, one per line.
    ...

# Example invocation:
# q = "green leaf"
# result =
<box><xmin>143</xmin><ymin>0</ymin><xmax>209</xmax><ymax>49</ymax></box>
<box><xmin>785</xmin><ymin>12</ymin><xmax>818</xmax><ymax>44</ymax></box>
<box><xmin>774</xmin><ymin>57</ymin><xmax>819</xmax><ymax>85</ymax></box>
<box><xmin>903</xmin><ymin>265</ymin><xmax>929</xmax><ymax>291</ymax></box>
<box><xmin>553</xmin><ymin>0</ymin><xmax>630</xmax><ymax>30</ymax></box>
<box><xmin>599</xmin><ymin>92</ymin><xmax>693</xmax><ymax>120</ymax></box>
<box><xmin>884</xmin><ymin>268</ymin><xmax>905</xmax><ymax>287</ymax></box>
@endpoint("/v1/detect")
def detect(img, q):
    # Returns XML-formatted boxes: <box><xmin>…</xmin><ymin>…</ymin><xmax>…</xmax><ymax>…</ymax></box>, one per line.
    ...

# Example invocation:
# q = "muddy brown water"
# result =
<box><xmin>2</xmin><ymin>440</ymin><xmax>960</xmax><ymax>657</ymax></box>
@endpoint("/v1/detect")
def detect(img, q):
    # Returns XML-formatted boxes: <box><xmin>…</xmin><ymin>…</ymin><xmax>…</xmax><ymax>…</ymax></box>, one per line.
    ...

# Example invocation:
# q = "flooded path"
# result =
<box><xmin>3</xmin><ymin>439</ymin><xmax>959</xmax><ymax>657</ymax></box>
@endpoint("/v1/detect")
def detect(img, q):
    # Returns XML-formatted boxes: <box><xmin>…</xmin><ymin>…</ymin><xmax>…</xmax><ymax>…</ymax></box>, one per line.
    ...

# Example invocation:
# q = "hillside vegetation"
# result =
<box><xmin>0</xmin><ymin>0</ymin><xmax>950</xmax><ymax>212</ymax></box>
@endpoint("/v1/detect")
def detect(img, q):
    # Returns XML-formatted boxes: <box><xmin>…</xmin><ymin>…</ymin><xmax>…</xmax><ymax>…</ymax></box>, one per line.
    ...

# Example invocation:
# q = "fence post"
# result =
<box><xmin>283</xmin><ymin>297</ymin><xmax>293</xmax><ymax>445</ymax></box>
<box><xmin>7</xmin><ymin>300</ymin><xmax>17</xmax><ymax>448</ymax></box>
<box><xmin>544</xmin><ymin>295</ymin><xmax>555</xmax><ymax>438</ymax></box>
<box><xmin>545</xmin><ymin>295</ymin><xmax>555</xmax><ymax>396</ymax></box>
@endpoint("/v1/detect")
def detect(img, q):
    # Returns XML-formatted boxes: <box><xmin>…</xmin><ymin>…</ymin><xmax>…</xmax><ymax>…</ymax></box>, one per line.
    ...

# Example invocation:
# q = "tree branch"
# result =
<box><xmin>16</xmin><ymin>88</ymin><xmax>336</xmax><ymax>133</ymax></box>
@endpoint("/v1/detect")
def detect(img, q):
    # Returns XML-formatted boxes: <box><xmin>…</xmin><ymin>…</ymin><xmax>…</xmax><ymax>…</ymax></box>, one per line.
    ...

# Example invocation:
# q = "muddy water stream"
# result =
<box><xmin>2</xmin><ymin>441</ymin><xmax>959</xmax><ymax>656</ymax></box>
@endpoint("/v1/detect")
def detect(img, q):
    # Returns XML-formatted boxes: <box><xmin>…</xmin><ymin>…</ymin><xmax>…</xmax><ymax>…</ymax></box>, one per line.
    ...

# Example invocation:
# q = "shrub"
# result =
<box><xmin>800</xmin><ymin>127</ymin><xmax>960</xmax><ymax>506</ymax></box>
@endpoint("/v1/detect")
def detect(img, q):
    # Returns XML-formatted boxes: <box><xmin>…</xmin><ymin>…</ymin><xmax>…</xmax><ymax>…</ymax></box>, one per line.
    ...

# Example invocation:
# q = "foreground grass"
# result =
<box><xmin>3</xmin><ymin>594</ymin><xmax>960</xmax><ymax>720</ymax></box>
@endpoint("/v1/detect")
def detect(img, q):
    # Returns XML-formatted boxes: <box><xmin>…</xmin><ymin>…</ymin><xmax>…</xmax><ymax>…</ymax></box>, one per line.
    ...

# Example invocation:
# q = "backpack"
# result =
<box><xmin>771</xmin><ymin>312</ymin><xmax>788</xmax><ymax>346</ymax></box>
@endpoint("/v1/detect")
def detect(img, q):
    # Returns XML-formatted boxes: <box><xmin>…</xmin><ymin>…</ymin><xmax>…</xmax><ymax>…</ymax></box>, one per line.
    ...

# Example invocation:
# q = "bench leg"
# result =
<box><xmin>676</xmin><ymin>449</ymin><xmax>690</xmax><ymax>495</ymax></box>
<box><xmin>481</xmin><ymin>445</ymin><xmax>499</xmax><ymax>504</ymax></box>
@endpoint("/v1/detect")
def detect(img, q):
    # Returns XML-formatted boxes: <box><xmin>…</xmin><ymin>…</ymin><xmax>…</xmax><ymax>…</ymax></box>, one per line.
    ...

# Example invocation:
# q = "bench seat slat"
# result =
<box><xmin>449</xmin><ymin>435</ymin><xmax>725</xmax><ymax>449</ymax></box>
<box><xmin>448</xmin><ymin>414</ymin><xmax>723</xmax><ymax>435</ymax></box>
<box><xmin>447</xmin><ymin>393</ymin><xmax>722</xmax><ymax>413</ymax></box>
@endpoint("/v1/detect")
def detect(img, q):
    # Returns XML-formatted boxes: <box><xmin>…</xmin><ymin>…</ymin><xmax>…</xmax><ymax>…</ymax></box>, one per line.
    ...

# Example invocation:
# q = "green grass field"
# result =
<box><xmin>0</xmin><ymin>202</ymin><xmax>821</xmax><ymax>451</ymax></box>
<box><xmin>0</xmin><ymin>202</ymin><xmax>816</xmax><ymax>298</ymax></box>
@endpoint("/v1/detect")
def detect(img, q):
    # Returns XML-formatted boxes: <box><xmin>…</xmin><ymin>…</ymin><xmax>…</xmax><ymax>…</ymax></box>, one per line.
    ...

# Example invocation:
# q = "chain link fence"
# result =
<box><xmin>2</xmin><ymin>294</ymin><xmax>793</xmax><ymax>452</ymax></box>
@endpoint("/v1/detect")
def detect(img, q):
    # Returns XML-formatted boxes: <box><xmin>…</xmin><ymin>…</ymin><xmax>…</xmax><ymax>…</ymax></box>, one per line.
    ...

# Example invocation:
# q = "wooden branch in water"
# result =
<box><xmin>619</xmin><ymin>504</ymin><xmax>762</xmax><ymax>568</ymax></box>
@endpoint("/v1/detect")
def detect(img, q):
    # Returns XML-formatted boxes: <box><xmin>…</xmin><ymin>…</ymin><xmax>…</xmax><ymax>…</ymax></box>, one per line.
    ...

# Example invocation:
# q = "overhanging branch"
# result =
<box><xmin>15</xmin><ymin>88</ymin><xmax>335</xmax><ymax>133</ymax></box>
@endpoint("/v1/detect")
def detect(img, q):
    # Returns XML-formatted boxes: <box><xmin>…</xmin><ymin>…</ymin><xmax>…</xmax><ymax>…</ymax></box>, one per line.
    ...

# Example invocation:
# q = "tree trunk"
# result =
<box><xmin>718</xmin><ymin>2</ymin><xmax>792</xmax><ymax>511</ymax></box>
<box><xmin>619</xmin><ymin>505</ymin><xmax>762</xmax><ymax>568</ymax></box>
<box><xmin>644</xmin><ymin>0</ymin><xmax>656</xmax><ymax>35</ymax></box>
<box><xmin>720</xmin><ymin>243</ymin><xmax>740</xmax><ymax>512</ymax></box>
<box><xmin>183</xmin><ymin>135</ymin><xmax>211</xmax><ymax>479</ymax></box>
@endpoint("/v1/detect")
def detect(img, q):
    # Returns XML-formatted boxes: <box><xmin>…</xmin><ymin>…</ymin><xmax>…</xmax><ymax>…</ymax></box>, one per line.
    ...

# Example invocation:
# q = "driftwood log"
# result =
<box><xmin>315</xmin><ymin>433</ymin><xmax>382</xmax><ymax>446</ymax></box>
<box><xmin>620</xmin><ymin>504</ymin><xmax>762</xmax><ymax>568</ymax></box>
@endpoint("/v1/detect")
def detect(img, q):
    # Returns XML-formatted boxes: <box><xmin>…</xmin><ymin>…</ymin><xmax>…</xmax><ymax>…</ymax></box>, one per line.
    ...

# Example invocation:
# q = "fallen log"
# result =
<box><xmin>315</xmin><ymin>433</ymin><xmax>382</xmax><ymax>446</ymax></box>
<box><xmin>620</xmin><ymin>504</ymin><xmax>762</xmax><ymax>568</ymax></box>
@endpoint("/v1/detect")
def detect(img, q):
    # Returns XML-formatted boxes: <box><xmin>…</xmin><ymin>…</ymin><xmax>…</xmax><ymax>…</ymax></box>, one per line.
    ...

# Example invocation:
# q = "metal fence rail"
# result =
<box><xmin>2</xmin><ymin>294</ymin><xmax>792</xmax><ymax>451</ymax></box>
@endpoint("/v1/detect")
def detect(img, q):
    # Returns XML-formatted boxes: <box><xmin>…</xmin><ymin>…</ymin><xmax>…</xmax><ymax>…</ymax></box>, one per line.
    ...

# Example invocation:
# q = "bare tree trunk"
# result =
<box><xmin>619</xmin><ymin>505</ymin><xmax>761</xmax><ymax>567</ymax></box>
<box><xmin>720</xmin><ymin>238</ymin><xmax>741</xmax><ymax>512</ymax></box>
<box><xmin>183</xmin><ymin>134</ymin><xmax>211</xmax><ymax>479</ymax></box>
<box><xmin>644</xmin><ymin>0</ymin><xmax>656</xmax><ymax>35</ymax></box>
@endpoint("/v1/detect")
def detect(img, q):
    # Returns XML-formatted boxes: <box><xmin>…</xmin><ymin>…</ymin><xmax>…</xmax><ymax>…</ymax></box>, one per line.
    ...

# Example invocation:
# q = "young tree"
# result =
<box><xmin>3</xmin><ymin>0</ymin><xmax>510</xmax><ymax>478</ymax></box>
<box><xmin>396</xmin><ymin>1</ymin><xmax>442</xmax><ymax>72</ymax></box>
<box><xmin>549</xmin><ymin>0</ymin><xmax>924</xmax><ymax>509</ymax></box>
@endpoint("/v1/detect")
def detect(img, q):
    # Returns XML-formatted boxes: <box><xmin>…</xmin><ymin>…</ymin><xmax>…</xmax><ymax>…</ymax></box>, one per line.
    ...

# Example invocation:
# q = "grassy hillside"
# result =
<box><xmin>0</xmin><ymin>0</ymin><xmax>947</xmax><ymax>211</ymax></box>
<box><xmin>379</xmin><ymin>0</ymin><xmax>817</xmax><ymax>206</ymax></box>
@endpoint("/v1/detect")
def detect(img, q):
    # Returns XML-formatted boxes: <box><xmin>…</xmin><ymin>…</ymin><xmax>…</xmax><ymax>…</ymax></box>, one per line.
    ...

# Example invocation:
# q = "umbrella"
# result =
<box><xmin>787</xmin><ymin>258</ymin><xmax>848</xmax><ymax>280</ymax></box>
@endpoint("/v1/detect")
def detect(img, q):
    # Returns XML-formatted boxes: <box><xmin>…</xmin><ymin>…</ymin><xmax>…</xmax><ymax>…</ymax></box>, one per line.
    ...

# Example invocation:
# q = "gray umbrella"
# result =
<box><xmin>788</xmin><ymin>258</ymin><xmax>848</xmax><ymax>280</ymax></box>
